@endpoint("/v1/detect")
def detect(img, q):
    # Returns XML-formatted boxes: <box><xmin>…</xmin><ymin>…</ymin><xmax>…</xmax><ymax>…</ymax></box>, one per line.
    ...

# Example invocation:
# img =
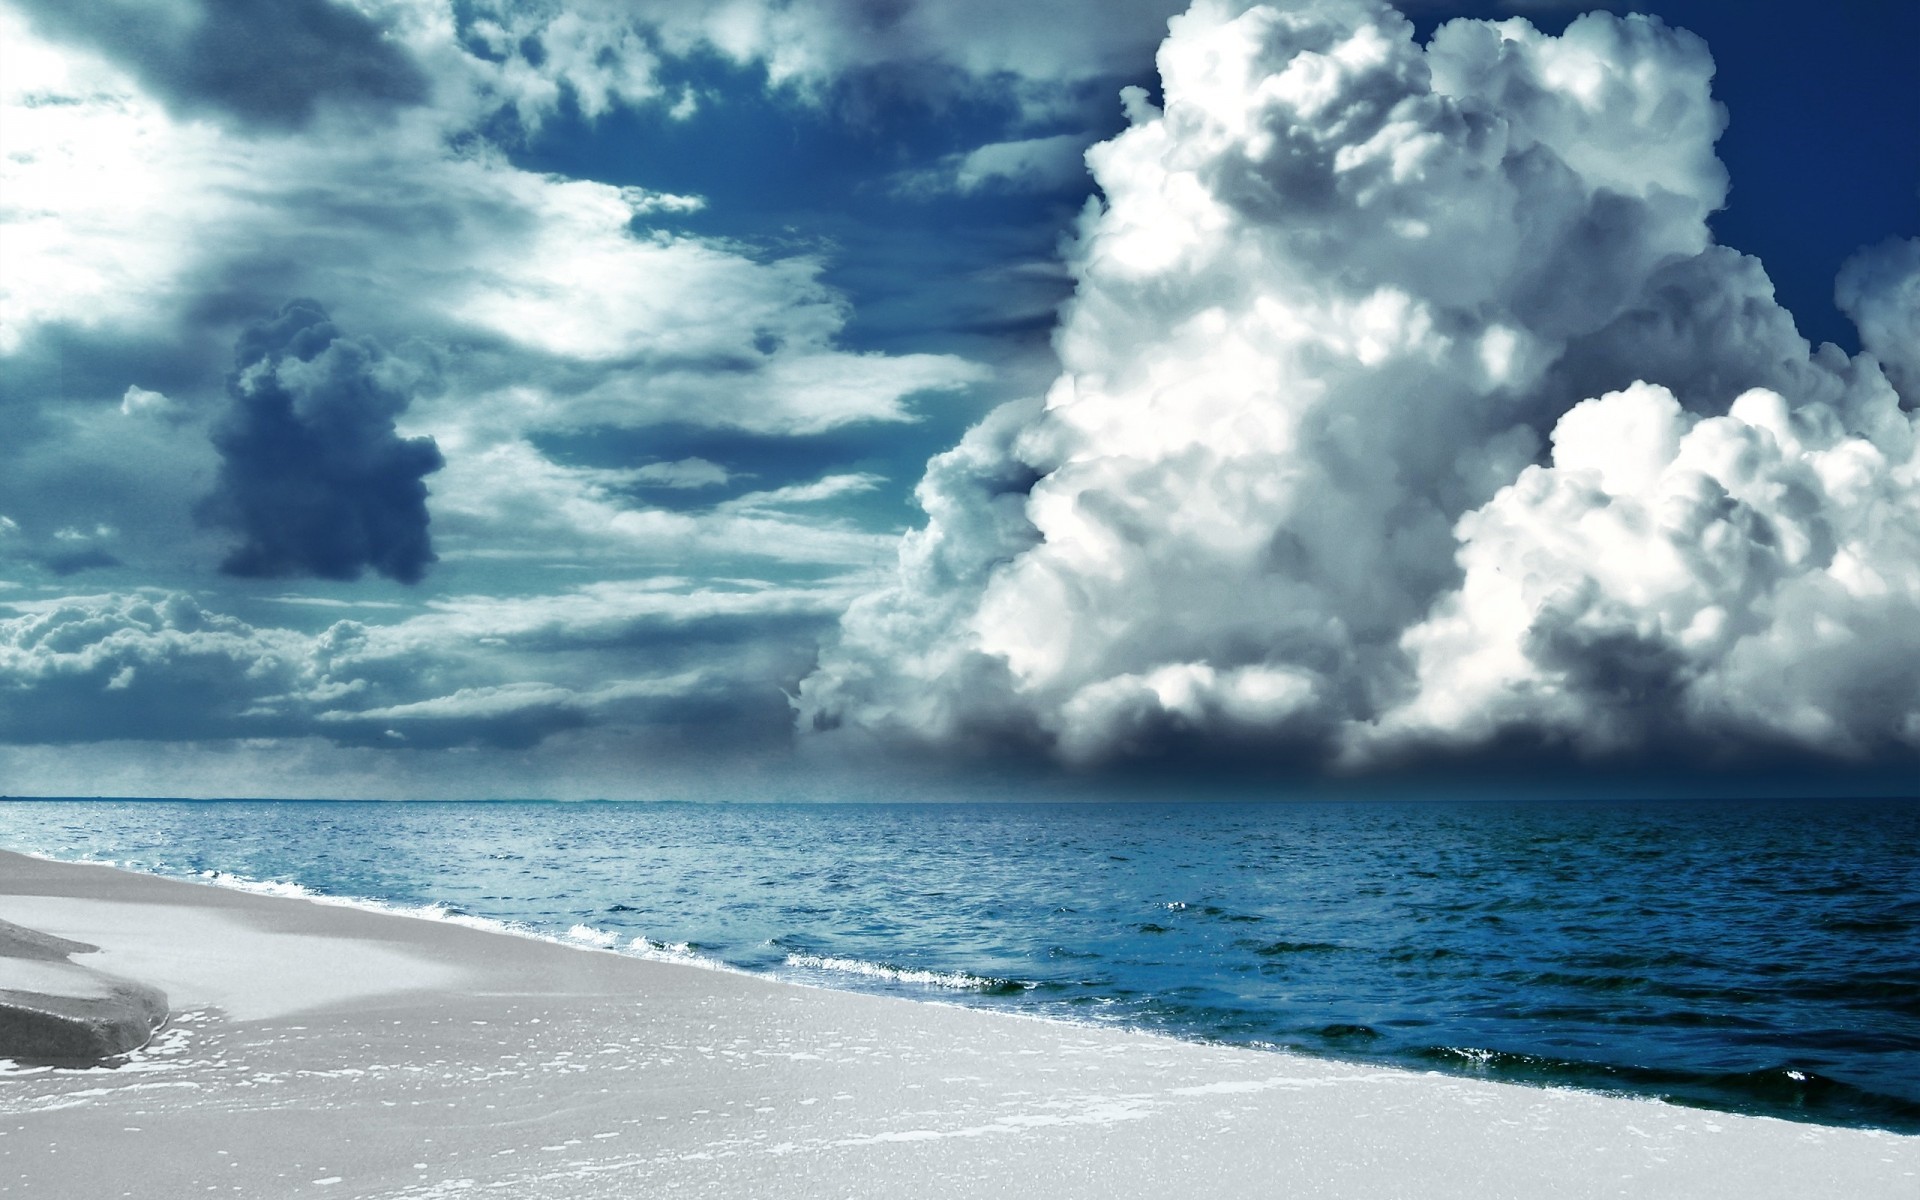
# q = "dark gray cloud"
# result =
<box><xmin>14</xmin><ymin>0</ymin><xmax>427</xmax><ymax>132</ymax></box>
<box><xmin>199</xmin><ymin>300</ymin><xmax>444</xmax><ymax>584</ymax></box>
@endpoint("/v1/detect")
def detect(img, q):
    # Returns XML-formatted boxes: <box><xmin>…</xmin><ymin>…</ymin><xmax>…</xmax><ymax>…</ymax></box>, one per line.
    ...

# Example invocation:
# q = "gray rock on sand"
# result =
<box><xmin>0</xmin><ymin>916</ymin><xmax>168</xmax><ymax>1060</ymax></box>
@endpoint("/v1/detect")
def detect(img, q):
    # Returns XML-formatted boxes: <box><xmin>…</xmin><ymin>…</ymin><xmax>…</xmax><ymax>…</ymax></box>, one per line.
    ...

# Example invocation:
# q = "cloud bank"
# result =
<box><xmin>0</xmin><ymin>579</ymin><xmax>849</xmax><ymax>752</ymax></box>
<box><xmin>799</xmin><ymin>0</ymin><xmax>1920</xmax><ymax>774</ymax></box>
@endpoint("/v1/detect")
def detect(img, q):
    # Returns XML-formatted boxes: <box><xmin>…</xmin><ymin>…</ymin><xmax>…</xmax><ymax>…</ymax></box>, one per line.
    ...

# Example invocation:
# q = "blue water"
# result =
<box><xmin>1</xmin><ymin>797</ymin><xmax>1915</xmax><ymax>1131</ymax></box>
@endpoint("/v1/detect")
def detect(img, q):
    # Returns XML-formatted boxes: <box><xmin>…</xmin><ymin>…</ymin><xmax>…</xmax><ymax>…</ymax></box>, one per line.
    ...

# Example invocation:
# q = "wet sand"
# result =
<box><xmin>0</xmin><ymin>850</ymin><xmax>1913</xmax><ymax>1199</ymax></box>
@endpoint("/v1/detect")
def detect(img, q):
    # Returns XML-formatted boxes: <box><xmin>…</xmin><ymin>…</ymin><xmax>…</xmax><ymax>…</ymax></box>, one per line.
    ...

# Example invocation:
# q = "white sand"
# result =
<box><xmin>0</xmin><ymin>896</ymin><xmax>462</xmax><ymax>1022</ymax></box>
<box><xmin>0</xmin><ymin>850</ymin><xmax>1914</xmax><ymax>1199</ymax></box>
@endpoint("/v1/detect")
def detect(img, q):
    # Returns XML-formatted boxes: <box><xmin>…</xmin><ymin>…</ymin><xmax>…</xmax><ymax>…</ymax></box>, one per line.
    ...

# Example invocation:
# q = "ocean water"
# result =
<box><xmin>1</xmin><ymin>797</ymin><xmax>1915</xmax><ymax>1132</ymax></box>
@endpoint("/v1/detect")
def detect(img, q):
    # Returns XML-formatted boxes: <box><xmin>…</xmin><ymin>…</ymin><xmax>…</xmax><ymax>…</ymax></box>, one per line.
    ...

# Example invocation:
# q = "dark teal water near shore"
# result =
<box><xmin>2</xmin><ymin>798</ymin><xmax>1915</xmax><ymax>1131</ymax></box>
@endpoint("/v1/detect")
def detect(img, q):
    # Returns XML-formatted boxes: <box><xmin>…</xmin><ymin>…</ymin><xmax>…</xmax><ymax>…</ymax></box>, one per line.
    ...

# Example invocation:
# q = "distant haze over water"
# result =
<box><xmin>1</xmin><ymin>797</ymin><xmax>1915</xmax><ymax>1131</ymax></box>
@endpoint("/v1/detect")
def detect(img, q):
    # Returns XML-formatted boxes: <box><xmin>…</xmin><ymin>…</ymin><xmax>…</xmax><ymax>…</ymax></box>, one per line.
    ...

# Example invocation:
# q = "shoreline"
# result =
<box><xmin>7</xmin><ymin>844</ymin><xmax>1912</xmax><ymax>1135</ymax></box>
<box><xmin>1</xmin><ymin>851</ymin><xmax>1915</xmax><ymax>1198</ymax></box>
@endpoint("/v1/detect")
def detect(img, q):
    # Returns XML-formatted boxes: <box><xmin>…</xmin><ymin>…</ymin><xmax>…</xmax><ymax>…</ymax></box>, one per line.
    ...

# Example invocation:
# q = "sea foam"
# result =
<box><xmin>782</xmin><ymin>953</ymin><xmax>1024</xmax><ymax>992</ymax></box>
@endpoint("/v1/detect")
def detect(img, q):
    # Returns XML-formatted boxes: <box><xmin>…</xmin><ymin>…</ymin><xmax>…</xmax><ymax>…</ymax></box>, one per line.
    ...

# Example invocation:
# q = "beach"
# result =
<box><xmin>0</xmin><ymin>850</ymin><xmax>1913</xmax><ymax>1199</ymax></box>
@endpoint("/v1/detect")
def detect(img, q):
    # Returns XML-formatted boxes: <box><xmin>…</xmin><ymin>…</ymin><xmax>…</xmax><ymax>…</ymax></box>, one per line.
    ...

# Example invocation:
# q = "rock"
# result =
<box><xmin>0</xmin><ymin>920</ymin><xmax>168</xmax><ymax>1061</ymax></box>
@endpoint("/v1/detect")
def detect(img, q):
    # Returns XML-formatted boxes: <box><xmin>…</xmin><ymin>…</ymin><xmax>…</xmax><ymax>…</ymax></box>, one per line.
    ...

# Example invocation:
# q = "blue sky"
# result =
<box><xmin>0</xmin><ymin>0</ymin><xmax>1914</xmax><ymax>799</ymax></box>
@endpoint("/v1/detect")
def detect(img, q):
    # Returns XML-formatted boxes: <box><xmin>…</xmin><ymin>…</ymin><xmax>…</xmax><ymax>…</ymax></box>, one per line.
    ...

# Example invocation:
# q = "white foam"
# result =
<box><xmin>192</xmin><ymin>873</ymin><xmax>747</xmax><ymax>977</ymax></box>
<box><xmin>196</xmin><ymin>870</ymin><xmax>313</xmax><ymax>899</ymax></box>
<box><xmin>625</xmin><ymin>934</ymin><xmax>692</xmax><ymax>958</ymax></box>
<box><xmin>783</xmin><ymin>954</ymin><xmax>1018</xmax><ymax>992</ymax></box>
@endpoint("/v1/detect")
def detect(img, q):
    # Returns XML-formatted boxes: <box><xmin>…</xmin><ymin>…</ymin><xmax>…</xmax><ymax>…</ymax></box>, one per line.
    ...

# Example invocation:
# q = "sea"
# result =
<box><xmin>1</xmin><ymin>796</ymin><xmax>1915</xmax><ymax>1133</ymax></box>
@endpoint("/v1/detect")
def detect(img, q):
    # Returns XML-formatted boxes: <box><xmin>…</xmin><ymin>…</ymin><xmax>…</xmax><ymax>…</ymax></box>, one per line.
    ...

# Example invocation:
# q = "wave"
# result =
<box><xmin>782</xmin><ymin>953</ymin><xmax>1029</xmax><ymax>994</ymax></box>
<box><xmin>102</xmin><ymin>856</ymin><xmax>740</xmax><ymax>976</ymax></box>
<box><xmin>194</xmin><ymin>869</ymin><xmax>314</xmax><ymax>899</ymax></box>
<box><xmin>624</xmin><ymin>934</ymin><xmax>718</xmax><ymax>968</ymax></box>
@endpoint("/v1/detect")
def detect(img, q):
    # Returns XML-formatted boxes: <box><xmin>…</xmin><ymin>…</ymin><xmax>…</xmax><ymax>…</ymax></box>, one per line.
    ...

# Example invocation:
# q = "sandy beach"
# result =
<box><xmin>0</xmin><ymin>851</ymin><xmax>1912</xmax><ymax>1199</ymax></box>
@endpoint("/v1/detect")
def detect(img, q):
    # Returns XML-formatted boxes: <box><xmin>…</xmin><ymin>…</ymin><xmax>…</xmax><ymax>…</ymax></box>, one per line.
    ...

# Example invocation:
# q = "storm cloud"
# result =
<box><xmin>799</xmin><ymin>0</ymin><xmax>1920</xmax><ymax>774</ymax></box>
<box><xmin>200</xmin><ymin>300</ymin><xmax>445</xmax><ymax>584</ymax></box>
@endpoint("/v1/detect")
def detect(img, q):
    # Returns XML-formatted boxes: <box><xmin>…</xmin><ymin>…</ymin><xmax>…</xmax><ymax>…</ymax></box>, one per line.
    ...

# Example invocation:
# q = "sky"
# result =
<box><xmin>0</xmin><ymin>0</ymin><xmax>1914</xmax><ymax>801</ymax></box>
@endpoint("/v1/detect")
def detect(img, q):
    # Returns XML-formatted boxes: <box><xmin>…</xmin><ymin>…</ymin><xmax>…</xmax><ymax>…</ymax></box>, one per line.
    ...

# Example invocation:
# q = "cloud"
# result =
<box><xmin>314</xmin><ymin>673</ymin><xmax>724</xmax><ymax>749</ymax></box>
<box><xmin>898</xmin><ymin>134</ymin><xmax>1092</xmax><ymax>197</ymax></box>
<box><xmin>501</xmin><ymin>0</ymin><xmax>1181</xmax><ymax>111</ymax></box>
<box><xmin>632</xmin><ymin>458</ymin><xmax>731</xmax><ymax>489</ymax></box>
<box><xmin>1837</xmin><ymin>237</ymin><xmax>1920</xmax><ymax>407</ymax></box>
<box><xmin>0</xmin><ymin>2</ymin><xmax>991</xmax><ymax>607</ymax></box>
<box><xmin>393</xmin><ymin>577</ymin><xmax>864</xmax><ymax>648</ymax></box>
<box><xmin>11</xmin><ymin>0</ymin><xmax>428</xmax><ymax>132</ymax></box>
<box><xmin>0</xmin><ymin>0</ymin><xmax>1122</xmax><ymax>788</ymax></box>
<box><xmin>199</xmin><ymin>300</ymin><xmax>445</xmax><ymax>583</ymax></box>
<box><xmin>0</xmin><ymin>4</ymin><xmax>984</xmax><ymax>414</ymax></box>
<box><xmin>0</xmin><ymin>0</ymin><xmax>1003</xmax><ymax>739</ymax></box>
<box><xmin>0</xmin><ymin>9</ymin><xmax>228</xmax><ymax>357</ymax></box>
<box><xmin>427</xmin><ymin>0</ymin><xmax>669</xmax><ymax>130</ymax></box>
<box><xmin>1373</xmin><ymin>382</ymin><xmax>1920</xmax><ymax>763</ymax></box>
<box><xmin>717</xmin><ymin>473</ymin><xmax>884</xmax><ymax>514</ymax></box>
<box><xmin>119</xmin><ymin>385</ymin><xmax>186</xmax><ymax>422</ymax></box>
<box><xmin>798</xmin><ymin>0</ymin><xmax>1920</xmax><ymax>775</ymax></box>
<box><xmin>0</xmin><ymin>579</ymin><xmax>855</xmax><ymax>751</ymax></box>
<box><xmin>797</xmin><ymin>396</ymin><xmax>1045</xmax><ymax>752</ymax></box>
<box><xmin>426</xmin><ymin>441</ymin><xmax>895</xmax><ymax>568</ymax></box>
<box><xmin>0</xmin><ymin>591</ymin><xmax>313</xmax><ymax>742</ymax></box>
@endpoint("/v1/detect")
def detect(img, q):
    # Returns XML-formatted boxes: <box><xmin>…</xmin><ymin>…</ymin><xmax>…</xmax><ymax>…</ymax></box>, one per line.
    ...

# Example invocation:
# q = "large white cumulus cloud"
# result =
<box><xmin>799</xmin><ymin>0</ymin><xmax>1920</xmax><ymax>771</ymax></box>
